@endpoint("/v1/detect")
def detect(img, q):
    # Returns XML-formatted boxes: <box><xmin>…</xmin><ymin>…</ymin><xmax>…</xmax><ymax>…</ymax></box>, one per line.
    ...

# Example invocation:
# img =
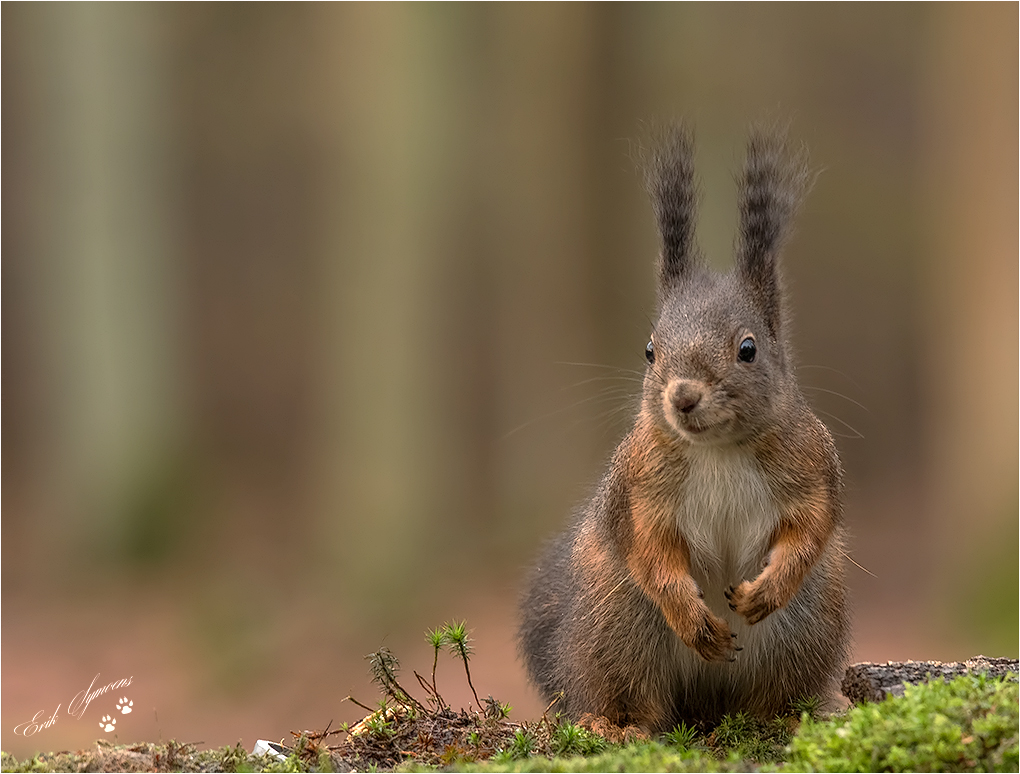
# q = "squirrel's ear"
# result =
<box><xmin>643</xmin><ymin>122</ymin><xmax>700</xmax><ymax>293</ymax></box>
<box><xmin>735</xmin><ymin>123</ymin><xmax>812</xmax><ymax>337</ymax></box>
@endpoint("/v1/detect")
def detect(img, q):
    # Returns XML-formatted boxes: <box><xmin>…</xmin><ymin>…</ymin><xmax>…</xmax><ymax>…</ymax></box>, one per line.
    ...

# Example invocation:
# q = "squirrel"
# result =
<box><xmin>517</xmin><ymin>121</ymin><xmax>851</xmax><ymax>731</ymax></box>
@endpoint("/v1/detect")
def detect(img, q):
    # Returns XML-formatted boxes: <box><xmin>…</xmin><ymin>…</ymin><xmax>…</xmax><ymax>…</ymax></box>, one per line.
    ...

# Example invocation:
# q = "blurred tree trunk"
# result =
<box><xmin>307</xmin><ymin>4</ymin><xmax>620</xmax><ymax>618</ymax></box>
<box><xmin>917</xmin><ymin>2</ymin><xmax>1018</xmax><ymax>651</ymax></box>
<box><xmin>2</xmin><ymin>4</ymin><xmax>184</xmax><ymax>577</ymax></box>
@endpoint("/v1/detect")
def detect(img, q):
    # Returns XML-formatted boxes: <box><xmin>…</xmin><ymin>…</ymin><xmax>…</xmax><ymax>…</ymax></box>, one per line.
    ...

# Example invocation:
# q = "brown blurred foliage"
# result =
<box><xmin>2</xmin><ymin>2</ymin><xmax>1016</xmax><ymax>758</ymax></box>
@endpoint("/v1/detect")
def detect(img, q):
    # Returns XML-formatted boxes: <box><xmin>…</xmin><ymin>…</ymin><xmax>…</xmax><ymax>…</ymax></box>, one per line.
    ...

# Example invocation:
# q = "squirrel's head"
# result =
<box><xmin>640</xmin><ymin>122</ymin><xmax>812</xmax><ymax>447</ymax></box>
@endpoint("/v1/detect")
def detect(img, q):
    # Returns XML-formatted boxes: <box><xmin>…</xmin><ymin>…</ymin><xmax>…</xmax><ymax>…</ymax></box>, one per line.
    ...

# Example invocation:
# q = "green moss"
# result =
<box><xmin>463</xmin><ymin>674</ymin><xmax>1018</xmax><ymax>774</ymax></box>
<box><xmin>711</xmin><ymin>711</ymin><xmax>791</xmax><ymax>763</ymax></box>
<box><xmin>0</xmin><ymin>741</ymin><xmax>312</xmax><ymax>773</ymax></box>
<box><xmin>783</xmin><ymin>673</ymin><xmax>1019</xmax><ymax>772</ymax></box>
<box><xmin>460</xmin><ymin>739</ymin><xmax>748</xmax><ymax>772</ymax></box>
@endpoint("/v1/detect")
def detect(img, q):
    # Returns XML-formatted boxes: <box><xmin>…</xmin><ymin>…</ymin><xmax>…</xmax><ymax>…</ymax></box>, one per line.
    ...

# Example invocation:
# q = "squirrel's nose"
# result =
<box><xmin>670</xmin><ymin>380</ymin><xmax>703</xmax><ymax>414</ymax></box>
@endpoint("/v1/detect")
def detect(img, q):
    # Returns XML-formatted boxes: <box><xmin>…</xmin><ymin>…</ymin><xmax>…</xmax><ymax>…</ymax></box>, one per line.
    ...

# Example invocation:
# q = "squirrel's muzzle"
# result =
<box><xmin>668</xmin><ymin>379</ymin><xmax>705</xmax><ymax>416</ymax></box>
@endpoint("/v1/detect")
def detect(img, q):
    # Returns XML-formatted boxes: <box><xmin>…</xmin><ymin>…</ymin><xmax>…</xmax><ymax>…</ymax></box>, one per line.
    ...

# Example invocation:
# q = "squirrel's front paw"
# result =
<box><xmin>688</xmin><ymin>611</ymin><xmax>738</xmax><ymax>662</ymax></box>
<box><xmin>725</xmin><ymin>580</ymin><xmax>779</xmax><ymax>625</ymax></box>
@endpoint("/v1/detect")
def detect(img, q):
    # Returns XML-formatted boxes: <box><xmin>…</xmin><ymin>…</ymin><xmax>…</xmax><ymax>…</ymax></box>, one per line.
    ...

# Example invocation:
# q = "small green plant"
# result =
<box><xmin>218</xmin><ymin>741</ymin><xmax>252</xmax><ymax>772</ymax></box>
<box><xmin>712</xmin><ymin>711</ymin><xmax>755</xmax><ymax>748</ymax></box>
<box><xmin>426</xmin><ymin>627</ymin><xmax>445</xmax><ymax>695</ymax></box>
<box><xmin>487</xmin><ymin>748</ymin><xmax>514</xmax><ymax>766</ymax></box>
<box><xmin>355</xmin><ymin>704</ymin><xmax>400</xmax><ymax>742</ymax></box>
<box><xmin>367</xmin><ymin>647</ymin><xmax>424</xmax><ymax>713</ymax></box>
<box><xmin>663</xmin><ymin>721</ymin><xmax>699</xmax><ymax>751</ymax></box>
<box><xmin>262</xmin><ymin>750</ymin><xmax>305</xmax><ymax>773</ymax></box>
<box><xmin>484</xmin><ymin>695</ymin><xmax>512</xmax><ymax>720</ymax></box>
<box><xmin>704</xmin><ymin>710</ymin><xmax>792</xmax><ymax>764</ymax></box>
<box><xmin>337</xmin><ymin>621</ymin><xmax>528</xmax><ymax>770</ymax></box>
<box><xmin>552</xmin><ymin>722</ymin><xmax>605</xmax><ymax>756</ymax></box>
<box><xmin>506</xmin><ymin>728</ymin><xmax>537</xmax><ymax>760</ymax></box>
<box><xmin>444</xmin><ymin>620</ymin><xmax>482</xmax><ymax>709</ymax></box>
<box><xmin>440</xmin><ymin>743</ymin><xmax>474</xmax><ymax>766</ymax></box>
<box><xmin>790</xmin><ymin>693</ymin><xmax>821</xmax><ymax>720</ymax></box>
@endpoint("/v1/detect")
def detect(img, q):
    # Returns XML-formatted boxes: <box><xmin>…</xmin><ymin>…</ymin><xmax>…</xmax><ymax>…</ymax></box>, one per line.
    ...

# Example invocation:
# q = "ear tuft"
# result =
<box><xmin>736</xmin><ymin>121</ymin><xmax>813</xmax><ymax>337</ymax></box>
<box><xmin>641</xmin><ymin>121</ymin><xmax>701</xmax><ymax>291</ymax></box>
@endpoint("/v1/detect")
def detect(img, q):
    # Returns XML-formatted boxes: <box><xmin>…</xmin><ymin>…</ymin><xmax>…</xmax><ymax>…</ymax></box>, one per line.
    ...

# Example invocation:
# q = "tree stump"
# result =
<box><xmin>842</xmin><ymin>655</ymin><xmax>1019</xmax><ymax>704</ymax></box>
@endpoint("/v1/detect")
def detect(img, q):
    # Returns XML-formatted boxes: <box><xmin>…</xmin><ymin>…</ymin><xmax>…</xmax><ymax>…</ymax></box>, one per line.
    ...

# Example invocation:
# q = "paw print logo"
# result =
<box><xmin>100</xmin><ymin>715</ymin><xmax>117</xmax><ymax>733</ymax></box>
<box><xmin>116</xmin><ymin>697</ymin><xmax>133</xmax><ymax>714</ymax></box>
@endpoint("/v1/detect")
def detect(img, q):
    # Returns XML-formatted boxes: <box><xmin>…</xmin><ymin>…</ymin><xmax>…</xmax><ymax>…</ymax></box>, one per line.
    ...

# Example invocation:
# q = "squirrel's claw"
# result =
<box><xmin>688</xmin><ymin>613</ymin><xmax>738</xmax><ymax>663</ymax></box>
<box><xmin>724</xmin><ymin>586</ymin><xmax>737</xmax><ymax>610</ymax></box>
<box><xmin>727</xmin><ymin>580</ymin><xmax>779</xmax><ymax>625</ymax></box>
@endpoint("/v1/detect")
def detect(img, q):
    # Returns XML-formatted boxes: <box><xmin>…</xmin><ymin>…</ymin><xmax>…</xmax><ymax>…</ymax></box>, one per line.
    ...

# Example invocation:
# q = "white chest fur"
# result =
<box><xmin>675</xmin><ymin>444</ymin><xmax>779</xmax><ymax>585</ymax></box>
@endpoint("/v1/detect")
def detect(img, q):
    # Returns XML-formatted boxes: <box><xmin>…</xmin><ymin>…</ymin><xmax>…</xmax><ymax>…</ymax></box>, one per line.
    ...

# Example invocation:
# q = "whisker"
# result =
<box><xmin>797</xmin><ymin>364</ymin><xmax>865</xmax><ymax>392</ymax></box>
<box><xmin>554</xmin><ymin>361</ymin><xmax>646</xmax><ymax>377</ymax></box>
<box><xmin>589</xmin><ymin>406</ymin><xmax>640</xmax><ymax>433</ymax></box>
<box><xmin>564</xmin><ymin>375</ymin><xmax>644</xmax><ymax>390</ymax></box>
<box><xmin>839</xmin><ymin>549</ymin><xmax>877</xmax><ymax>579</ymax></box>
<box><xmin>500</xmin><ymin>389</ymin><xmax>640</xmax><ymax>440</ymax></box>
<box><xmin>802</xmin><ymin>385</ymin><xmax>870</xmax><ymax>413</ymax></box>
<box><xmin>814</xmin><ymin>408</ymin><xmax>864</xmax><ymax>440</ymax></box>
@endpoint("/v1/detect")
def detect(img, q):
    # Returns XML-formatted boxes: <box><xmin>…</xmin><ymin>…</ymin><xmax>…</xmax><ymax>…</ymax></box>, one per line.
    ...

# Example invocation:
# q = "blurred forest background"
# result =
<box><xmin>2</xmin><ymin>2</ymin><xmax>1016</xmax><ymax>758</ymax></box>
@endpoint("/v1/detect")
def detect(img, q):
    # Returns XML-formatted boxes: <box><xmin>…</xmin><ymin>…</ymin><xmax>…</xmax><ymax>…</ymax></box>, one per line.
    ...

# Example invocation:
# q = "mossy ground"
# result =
<box><xmin>3</xmin><ymin>624</ymin><xmax>1016</xmax><ymax>774</ymax></box>
<box><xmin>3</xmin><ymin>673</ymin><xmax>1016</xmax><ymax>773</ymax></box>
<box><xmin>785</xmin><ymin>672</ymin><xmax>1018</xmax><ymax>772</ymax></box>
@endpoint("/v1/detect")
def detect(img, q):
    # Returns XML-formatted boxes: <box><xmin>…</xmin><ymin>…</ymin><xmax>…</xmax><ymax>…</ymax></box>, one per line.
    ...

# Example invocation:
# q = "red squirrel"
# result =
<box><xmin>518</xmin><ymin>122</ymin><xmax>850</xmax><ymax>730</ymax></box>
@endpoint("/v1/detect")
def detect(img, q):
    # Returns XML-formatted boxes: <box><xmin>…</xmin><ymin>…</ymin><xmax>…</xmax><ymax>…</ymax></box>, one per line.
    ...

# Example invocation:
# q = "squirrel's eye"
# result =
<box><xmin>645</xmin><ymin>340</ymin><xmax>655</xmax><ymax>364</ymax></box>
<box><xmin>738</xmin><ymin>337</ymin><xmax>756</xmax><ymax>363</ymax></box>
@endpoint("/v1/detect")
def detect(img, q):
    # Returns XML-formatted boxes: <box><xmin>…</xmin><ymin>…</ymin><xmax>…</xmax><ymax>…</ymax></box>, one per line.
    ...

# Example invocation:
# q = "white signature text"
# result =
<box><xmin>13</xmin><ymin>673</ymin><xmax>134</xmax><ymax>736</ymax></box>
